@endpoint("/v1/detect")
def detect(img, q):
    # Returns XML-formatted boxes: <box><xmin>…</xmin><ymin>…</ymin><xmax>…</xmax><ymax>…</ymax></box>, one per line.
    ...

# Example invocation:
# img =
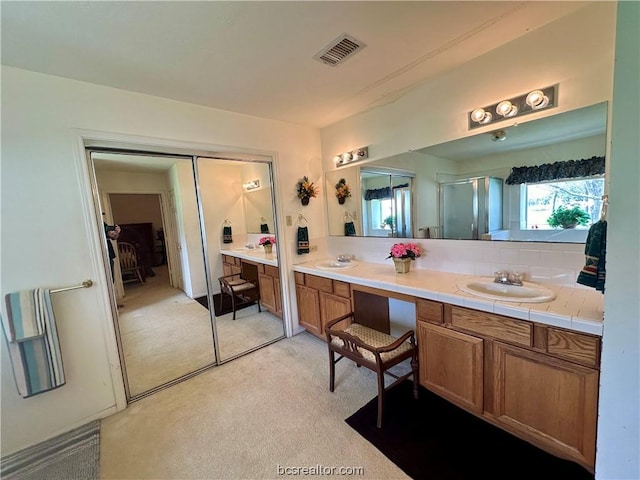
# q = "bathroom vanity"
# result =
<box><xmin>293</xmin><ymin>260</ymin><xmax>603</xmax><ymax>472</ymax></box>
<box><xmin>221</xmin><ymin>250</ymin><xmax>281</xmax><ymax>318</ymax></box>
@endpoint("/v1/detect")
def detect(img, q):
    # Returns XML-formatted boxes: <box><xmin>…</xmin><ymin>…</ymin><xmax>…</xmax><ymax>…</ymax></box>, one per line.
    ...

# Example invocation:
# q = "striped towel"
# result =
<box><xmin>2</xmin><ymin>289</ymin><xmax>66</xmax><ymax>397</ymax></box>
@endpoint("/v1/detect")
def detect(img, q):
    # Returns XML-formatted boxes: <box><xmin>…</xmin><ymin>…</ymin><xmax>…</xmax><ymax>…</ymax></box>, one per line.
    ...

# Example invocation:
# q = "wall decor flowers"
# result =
<box><xmin>386</xmin><ymin>242</ymin><xmax>421</xmax><ymax>273</ymax></box>
<box><xmin>334</xmin><ymin>178</ymin><xmax>351</xmax><ymax>204</ymax></box>
<box><xmin>297</xmin><ymin>176</ymin><xmax>319</xmax><ymax>206</ymax></box>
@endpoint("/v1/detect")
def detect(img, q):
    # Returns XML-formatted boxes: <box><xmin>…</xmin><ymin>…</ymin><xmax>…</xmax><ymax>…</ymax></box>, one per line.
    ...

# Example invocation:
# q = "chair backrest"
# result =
<box><xmin>118</xmin><ymin>242</ymin><xmax>138</xmax><ymax>270</ymax></box>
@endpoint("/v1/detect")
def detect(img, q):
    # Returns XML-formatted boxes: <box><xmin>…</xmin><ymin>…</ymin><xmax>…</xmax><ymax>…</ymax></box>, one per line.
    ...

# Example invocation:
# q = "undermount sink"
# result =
<box><xmin>315</xmin><ymin>259</ymin><xmax>359</xmax><ymax>270</ymax></box>
<box><xmin>458</xmin><ymin>279</ymin><xmax>556</xmax><ymax>303</ymax></box>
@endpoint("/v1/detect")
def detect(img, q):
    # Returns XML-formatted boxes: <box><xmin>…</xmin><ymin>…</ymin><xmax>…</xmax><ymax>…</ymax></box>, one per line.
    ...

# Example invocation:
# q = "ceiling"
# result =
<box><xmin>2</xmin><ymin>1</ymin><xmax>590</xmax><ymax>128</ymax></box>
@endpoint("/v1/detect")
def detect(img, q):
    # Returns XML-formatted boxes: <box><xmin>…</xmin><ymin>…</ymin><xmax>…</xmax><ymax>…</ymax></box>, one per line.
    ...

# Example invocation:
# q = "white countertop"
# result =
<box><xmin>293</xmin><ymin>259</ymin><xmax>604</xmax><ymax>336</ymax></box>
<box><xmin>221</xmin><ymin>248</ymin><xmax>278</xmax><ymax>267</ymax></box>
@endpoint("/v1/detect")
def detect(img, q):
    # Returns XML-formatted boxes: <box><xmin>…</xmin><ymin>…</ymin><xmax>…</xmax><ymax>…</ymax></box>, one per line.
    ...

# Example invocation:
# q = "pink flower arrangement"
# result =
<box><xmin>259</xmin><ymin>236</ymin><xmax>276</xmax><ymax>246</ymax></box>
<box><xmin>387</xmin><ymin>242</ymin><xmax>421</xmax><ymax>260</ymax></box>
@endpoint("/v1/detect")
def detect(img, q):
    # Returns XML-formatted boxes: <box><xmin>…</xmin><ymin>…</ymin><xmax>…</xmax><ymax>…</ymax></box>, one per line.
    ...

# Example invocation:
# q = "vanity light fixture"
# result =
<box><xmin>468</xmin><ymin>85</ymin><xmax>557</xmax><ymax>130</ymax></box>
<box><xmin>335</xmin><ymin>146</ymin><xmax>369</xmax><ymax>167</ymax></box>
<box><xmin>243</xmin><ymin>179</ymin><xmax>260</xmax><ymax>190</ymax></box>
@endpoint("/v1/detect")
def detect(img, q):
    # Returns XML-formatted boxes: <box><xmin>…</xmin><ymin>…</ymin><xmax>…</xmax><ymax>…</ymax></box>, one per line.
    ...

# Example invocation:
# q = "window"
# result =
<box><xmin>370</xmin><ymin>198</ymin><xmax>393</xmax><ymax>230</ymax></box>
<box><xmin>524</xmin><ymin>177</ymin><xmax>605</xmax><ymax>229</ymax></box>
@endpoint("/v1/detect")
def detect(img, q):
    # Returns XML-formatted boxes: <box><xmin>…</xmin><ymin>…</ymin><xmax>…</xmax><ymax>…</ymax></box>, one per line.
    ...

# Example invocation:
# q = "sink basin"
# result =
<box><xmin>458</xmin><ymin>279</ymin><xmax>556</xmax><ymax>303</ymax></box>
<box><xmin>315</xmin><ymin>259</ymin><xmax>359</xmax><ymax>270</ymax></box>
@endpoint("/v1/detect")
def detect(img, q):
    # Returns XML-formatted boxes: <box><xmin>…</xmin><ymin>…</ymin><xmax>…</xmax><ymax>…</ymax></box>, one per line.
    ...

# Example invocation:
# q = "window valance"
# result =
<box><xmin>364</xmin><ymin>183</ymin><xmax>409</xmax><ymax>201</ymax></box>
<box><xmin>505</xmin><ymin>156</ymin><xmax>605</xmax><ymax>185</ymax></box>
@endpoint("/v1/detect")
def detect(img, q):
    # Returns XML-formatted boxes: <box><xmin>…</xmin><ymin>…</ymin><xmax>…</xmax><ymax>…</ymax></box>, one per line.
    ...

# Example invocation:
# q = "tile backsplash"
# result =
<box><xmin>327</xmin><ymin>237</ymin><xmax>587</xmax><ymax>288</ymax></box>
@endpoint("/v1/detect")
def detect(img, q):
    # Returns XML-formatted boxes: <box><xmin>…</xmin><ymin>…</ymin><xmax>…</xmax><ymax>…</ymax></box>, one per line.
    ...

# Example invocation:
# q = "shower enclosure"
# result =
<box><xmin>439</xmin><ymin>176</ymin><xmax>503</xmax><ymax>240</ymax></box>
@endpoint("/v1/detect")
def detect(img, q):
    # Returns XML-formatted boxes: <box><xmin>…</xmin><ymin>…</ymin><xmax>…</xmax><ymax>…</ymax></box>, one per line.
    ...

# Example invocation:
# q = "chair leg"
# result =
<box><xmin>411</xmin><ymin>351</ymin><xmax>419</xmax><ymax>399</ymax></box>
<box><xmin>231</xmin><ymin>294</ymin><xmax>237</xmax><ymax>320</ymax></box>
<box><xmin>329</xmin><ymin>349</ymin><xmax>336</xmax><ymax>392</ymax></box>
<box><xmin>376</xmin><ymin>369</ymin><xmax>385</xmax><ymax>428</ymax></box>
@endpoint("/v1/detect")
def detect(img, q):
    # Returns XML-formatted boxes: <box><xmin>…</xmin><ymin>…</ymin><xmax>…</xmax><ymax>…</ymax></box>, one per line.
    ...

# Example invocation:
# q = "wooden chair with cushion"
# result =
<box><xmin>218</xmin><ymin>273</ymin><xmax>261</xmax><ymax>320</ymax></box>
<box><xmin>325</xmin><ymin>312</ymin><xmax>418</xmax><ymax>428</ymax></box>
<box><xmin>118</xmin><ymin>241</ymin><xmax>145</xmax><ymax>284</ymax></box>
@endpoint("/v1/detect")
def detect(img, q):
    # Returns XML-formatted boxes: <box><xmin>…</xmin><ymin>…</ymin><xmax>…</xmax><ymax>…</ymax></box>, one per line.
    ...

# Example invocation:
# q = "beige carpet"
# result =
<box><xmin>118</xmin><ymin>266</ymin><xmax>286</xmax><ymax>396</ymax></box>
<box><xmin>100</xmin><ymin>332</ymin><xmax>409</xmax><ymax>479</ymax></box>
<box><xmin>118</xmin><ymin>267</ymin><xmax>216</xmax><ymax>397</ymax></box>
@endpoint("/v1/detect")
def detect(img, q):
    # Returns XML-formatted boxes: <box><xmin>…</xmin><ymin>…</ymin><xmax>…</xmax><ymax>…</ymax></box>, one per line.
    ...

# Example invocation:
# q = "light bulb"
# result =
<box><xmin>526</xmin><ymin>90</ymin><xmax>549</xmax><ymax>109</ymax></box>
<box><xmin>479</xmin><ymin>111</ymin><xmax>492</xmax><ymax>124</ymax></box>
<box><xmin>470</xmin><ymin>108</ymin><xmax>487</xmax><ymax>123</ymax></box>
<box><xmin>496</xmin><ymin>100</ymin><xmax>518</xmax><ymax>117</ymax></box>
<box><xmin>341</xmin><ymin>152</ymin><xmax>353</xmax><ymax>162</ymax></box>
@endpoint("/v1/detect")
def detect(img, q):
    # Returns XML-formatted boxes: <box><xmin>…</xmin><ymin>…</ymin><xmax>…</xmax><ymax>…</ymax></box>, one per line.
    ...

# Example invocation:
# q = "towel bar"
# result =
<box><xmin>50</xmin><ymin>280</ymin><xmax>93</xmax><ymax>294</ymax></box>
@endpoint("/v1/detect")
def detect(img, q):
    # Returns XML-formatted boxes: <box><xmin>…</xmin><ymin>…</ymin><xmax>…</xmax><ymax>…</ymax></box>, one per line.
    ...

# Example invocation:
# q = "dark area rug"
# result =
<box><xmin>345</xmin><ymin>381</ymin><xmax>594</xmax><ymax>480</ymax></box>
<box><xmin>195</xmin><ymin>293</ymin><xmax>255</xmax><ymax>317</ymax></box>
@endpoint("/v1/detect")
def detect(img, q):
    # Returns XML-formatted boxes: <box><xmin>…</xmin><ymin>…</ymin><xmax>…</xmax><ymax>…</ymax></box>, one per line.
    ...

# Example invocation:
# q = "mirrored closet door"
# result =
<box><xmin>89</xmin><ymin>150</ymin><xmax>284</xmax><ymax>401</ymax></box>
<box><xmin>196</xmin><ymin>157</ymin><xmax>284</xmax><ymax>362</ymax></box>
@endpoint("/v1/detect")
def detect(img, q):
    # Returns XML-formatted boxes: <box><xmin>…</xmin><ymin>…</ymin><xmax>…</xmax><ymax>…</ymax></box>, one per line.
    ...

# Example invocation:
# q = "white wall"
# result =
<box><xmin>321</xmin><ymin>3</ymin><xmax>615</xmax><ymax>171</ymax></box>
<box><xmin>0</xmin><ymin>66</ymin><xmax>321</xmax><ymax>454</ymax></box>
<box><xmin>596</xmin><ymin>2</ymin><xmax>640</xmax><ymax>479</ymax></box>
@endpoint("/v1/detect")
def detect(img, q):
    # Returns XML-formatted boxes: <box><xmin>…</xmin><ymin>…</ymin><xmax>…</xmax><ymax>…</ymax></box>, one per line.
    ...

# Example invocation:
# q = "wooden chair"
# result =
<box><xmin>325</xmin><ymin>312</ymin><xmax>418</xmax><ymax>428</ymax></box>
<box><xmin>117</xmin><ymin>242</ymin><xmax>145</xmax><ymax>284</ymax></box>
<box><xmin>218</xmin><ymin>273</ymin><xmax>261</xmax><ymax>320</ymax></box>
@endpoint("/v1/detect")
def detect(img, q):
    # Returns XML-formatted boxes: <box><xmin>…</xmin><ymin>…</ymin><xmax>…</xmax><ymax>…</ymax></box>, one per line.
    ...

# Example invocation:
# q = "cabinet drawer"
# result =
<box><xmin>257</xmin><ymin>263</ymin><xmax>265</xmax><ymax>274</ymax></box>
<box><xmin>305</xmin><ymin>275</ymin><xmax>333</xmax><ymax>293</ymax></box>
<box><xmin>546</xmin><ymin>328</ymin><xmax>600</xmax><ymax>368</ymax></box>
<box><xmin>333</xmin><ymin>281</ymin><xmax>351</xmax><ymax>298</ymax></box>
<box><xmin>416</xmin><ymin>299</ymin><xmax>443</xmax><ymax>324</ymax></box>
<box><xmin>294</xmin><ymin>272</ymin><xmax>305</xmax><ymax>285</ymax></box>
<box><xmin>264</xmin><ymin>265</ymin><xmax>279</xmax><ymax>278</ymax></box>
<box><xmin>449</xmin><ymin>306</ymin><xmax>532</xmax><ymax>347</ymax></box>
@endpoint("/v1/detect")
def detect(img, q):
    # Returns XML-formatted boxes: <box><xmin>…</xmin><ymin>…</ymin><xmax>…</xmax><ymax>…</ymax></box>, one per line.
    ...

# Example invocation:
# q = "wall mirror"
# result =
<box><xmin>91</xmin><ymin>151</ymin><xmax>284</xmax><ymax>401</ymax></box>
<box><xmin>326</xmin><ymin>102</ymin><xmax>607</xmax><ymax>243</ymax></box>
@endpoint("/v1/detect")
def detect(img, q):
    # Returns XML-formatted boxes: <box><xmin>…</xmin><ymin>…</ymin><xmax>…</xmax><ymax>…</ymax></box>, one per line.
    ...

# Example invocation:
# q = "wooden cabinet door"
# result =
<box><xmin>417</xmin><ymin>321</ymin><xmax>483</xmax><ymax>414</ymax></box>
<box><xmin>319</xmin><ymin>292</ymin><xmax>351</xmax><ymax>334</ymax></box>
<box><xmin>258</xmin><ymin>272</ymin><xmax>277</xmax><ymax>313</ymax></box>
<box><xmin>489</xmin><ymin>341</ymin><xmax>599</xmax><ymax>469</ymax></box>
<box><xmin>296</xmin><ymin>285</ymin><xmax>322</xmax><ymax>338</ymax></box>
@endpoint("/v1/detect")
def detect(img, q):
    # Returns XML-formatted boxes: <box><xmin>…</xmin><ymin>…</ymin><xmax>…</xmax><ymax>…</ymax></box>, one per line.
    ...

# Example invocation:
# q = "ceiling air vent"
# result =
<box><xmin>313</xmin><ymin>34</ymin><xmax>365</xmax><ymax>67</ymax></box>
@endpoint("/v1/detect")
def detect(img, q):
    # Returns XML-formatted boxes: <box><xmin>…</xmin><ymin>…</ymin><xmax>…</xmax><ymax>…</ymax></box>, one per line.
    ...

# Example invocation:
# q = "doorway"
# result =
<box><xmin>89</xmin><ymin>148</ymin><xmax>285</xmax><ymax>401</ymax></box>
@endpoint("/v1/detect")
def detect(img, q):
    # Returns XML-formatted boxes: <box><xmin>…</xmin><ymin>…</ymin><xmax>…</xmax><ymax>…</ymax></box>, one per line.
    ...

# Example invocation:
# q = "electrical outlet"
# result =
<box><xmin>310</xmin><ymin>245</ymin><xmax>318</xmax><ymax>252</ymax></box>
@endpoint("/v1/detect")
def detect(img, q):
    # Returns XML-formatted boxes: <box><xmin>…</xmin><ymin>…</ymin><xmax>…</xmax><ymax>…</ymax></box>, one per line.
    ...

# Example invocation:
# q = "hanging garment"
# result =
<box><xmin>223</xmin><ymin>225</ymin><xmax>233</xmax><ymax>244</ymax></box>
<box><xmin>260</xmin><ymin>223</ymin><xmax>270</xmax><ymax>234</ymax></box>
<box><xmin>344</xmin><ymin>221</ymin><xmax>356</xmax><ymax>236</ymax></box>
<box><xmin>297</xmin><ymin>226</ymin><xmax>310</xmax><ymax>254</ymax></box>
<box><xmin>2</xmin><ymin>289</ymin><xmax>66</xmax><ymax>397</ymax></box>
<box><xmin>576</xmin><ymin>220</ymin><xmax>607</xmax><ymax>293</ymax></box>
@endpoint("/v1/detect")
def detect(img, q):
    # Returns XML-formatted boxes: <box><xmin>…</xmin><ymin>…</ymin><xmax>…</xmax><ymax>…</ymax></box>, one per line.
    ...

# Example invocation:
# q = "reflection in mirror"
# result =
<box><xmin>92</xmin><ymin>153</ymin><xmax>215</xmax><ymax>398</ymax></box>
<box><xmin>91</xmin><ymin>152</ymin><xmax>285</xmax><ymax>400</ymax></box>
<box><xmin>327</xmin><ymin>102</ymin><xmax>607</xmax><ymax>243</ymax></box>
<box><xmin>197</xmin><ymin>158</ymin><xmax>284</xmax><ymax>362</ymax></box>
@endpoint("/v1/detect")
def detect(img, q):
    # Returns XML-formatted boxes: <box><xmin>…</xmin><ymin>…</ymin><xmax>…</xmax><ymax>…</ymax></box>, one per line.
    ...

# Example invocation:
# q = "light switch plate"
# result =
<box><xmin>286</xmin><ymin>215</ymin><xmax>292</xmax><ymax>226</ymax></box>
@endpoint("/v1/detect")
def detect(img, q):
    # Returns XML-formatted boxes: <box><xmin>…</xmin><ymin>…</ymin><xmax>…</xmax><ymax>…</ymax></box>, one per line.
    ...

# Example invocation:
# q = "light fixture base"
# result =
<box><xmin>335</xmin><ymin>146</ymin><xmax>369</xmax><ymax>167</ymax></box>
<box><xmin>468</xmin><ymin>85</ymin><xmax>557</xmax><ymax>130</ymax></box>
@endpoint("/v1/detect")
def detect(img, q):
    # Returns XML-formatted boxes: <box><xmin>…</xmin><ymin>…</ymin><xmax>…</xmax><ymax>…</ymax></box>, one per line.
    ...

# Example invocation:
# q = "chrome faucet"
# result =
<box><xmin>494</xmin><ymin>271</ymin><xmax>523</xmax><ymax>286</ymax></box>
